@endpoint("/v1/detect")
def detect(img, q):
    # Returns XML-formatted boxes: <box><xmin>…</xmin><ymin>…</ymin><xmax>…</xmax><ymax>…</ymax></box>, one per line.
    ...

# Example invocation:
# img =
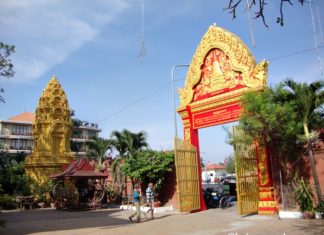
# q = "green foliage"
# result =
<box><xmin>0</xmin><ymin>42</ymin><xmax>15</xmax><ymax>103</ymax></box>
<box><xmin>315</xmin><ymin>201</ymin><xmax>324</xmax><ymax>216</ymax></box>
<box><xmin>281</xmin><ymin>79</ymin><xmax>324</xmax><ymax>137</ymax></box>
<box><xmin>86</xmin><ymin>137</ymin><xmax>112</xmax><ymax>165</ymax></box>
<box><xmin>225</xmin><ymin>155</ymin><xmax>235</xmax><ymax>174</ymax></box>
<box><xmin>280</xmin><ymin>79</ymin><xmax>323</xmax><ymax>202</ymax></box>
<box><xmin>0</xmin><ymin>42</ymin><xmax>15</xmax><ymax>78</ymax></box>
<box><xmin>109</xmin><ymin>129</ymin><xmax>149</xmax><ymax>186</ymax></box>
<box><xmin>238</xmin><ymin>79</ymin><xmax>323</xmax><ymax>170</ymax></box>
<box><xmin>70</xmin><ymin>141</ymin><xmax>83</xmax><ymax>153</ymax></box>
<box><xmin>120</xmin><ymin>150</ymin><xmax>174</xmax><ymax>194</ymax></box>
<box><xmin>29</xmin><ymin>180</ymin><xmax>54</xmax><ymax>203</ymax></box>
<box><xmin>0</xmin><ymin>195</ymin><xmax>16</xmax><ymax>210</ymax></box>
<box><xmin>200</xmin><ymin>157</ymin><xmax>205</xmax><ymax>168</ymax></box>
<box><xmin>294</xmin><ymin>178</ymin><xmax>314</xmax><ymax>212</ymax></box>
<box><xmin>110</xmin><ymin>129</ymin><xmax>148</xmax><ymax>156</ymax></box>
<box><xmin>240</xmin><ymin>86</ymin><xmax>302</xmax><ymax>146</ymax></box>
<box><xmin>0</xmin><ymin>152</ymin><xmax>31</xmax><ymax>195</ymax></box>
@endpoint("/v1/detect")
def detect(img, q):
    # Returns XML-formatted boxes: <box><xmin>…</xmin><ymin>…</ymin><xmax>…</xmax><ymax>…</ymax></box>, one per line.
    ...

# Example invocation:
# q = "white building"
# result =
<box><xmin>0</xmin><ymin>112</ymin><xmax>101</xmax><ymax>158</ymax></box>
<box><xmin>201</xmin><ymin>163</ymin><xmax>226</xmax><ymax>183</ymax></box>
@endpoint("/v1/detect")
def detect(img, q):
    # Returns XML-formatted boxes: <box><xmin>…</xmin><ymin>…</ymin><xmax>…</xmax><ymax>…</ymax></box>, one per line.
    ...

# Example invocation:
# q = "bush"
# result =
<box><xmin>294</xmin><ymin>178</ymin><xmax>314</xmax><ymax>212</ymax></box>
<box><xmin>0</xmin><ymin>195</ymin><xmax>16</xmax><ymax>210</ymax></box>
<box><xmin>315</xmin><ymin>201</ymin><xmax>324</xmax><ymax>216</ymax></box>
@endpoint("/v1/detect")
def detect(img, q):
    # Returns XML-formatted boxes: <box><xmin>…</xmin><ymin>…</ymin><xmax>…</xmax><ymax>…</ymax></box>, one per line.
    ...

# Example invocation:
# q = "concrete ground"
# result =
<box><xmin>1</xmin><ymin>203</ymin><xmax>323</xmax><ymax>235</ymax></box>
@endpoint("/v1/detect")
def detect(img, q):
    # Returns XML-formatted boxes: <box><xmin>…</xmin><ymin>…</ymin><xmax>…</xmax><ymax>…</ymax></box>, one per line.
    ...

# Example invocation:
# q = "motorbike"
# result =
<box><xmin>203</xmin><ymin>187</ymin><xmax>221</xmax><ymax>208</ymax></box>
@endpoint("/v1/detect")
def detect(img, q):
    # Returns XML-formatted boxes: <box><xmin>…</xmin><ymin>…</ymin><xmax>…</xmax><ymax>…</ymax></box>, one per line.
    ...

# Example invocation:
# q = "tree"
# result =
<box><xmin>225</xmin><ymin>0</ymin><xmax>305</xmax><ymax>27</ymax></box>
<box><xmin>86</xmin><ymin>137</ymin><xmax>112</xmax><ymax>165</ymax></box>
<box><xmin>110</xmin><ymin>129</ymin><xmax>148</xmax><ymax>156</ymax></box>
<box><xmin>109</xmin><ymin>129</ymin><xmax>148</xmax><ymax>194</ymax></box>
<box><xmin>0</xmin><ymin>152</ymin><xmax>31</xmax><ymax>195</ymax></box>
<box><xmin>239</xmin><ymin>85</ymin><xmax>304</xmax><ymax>168</ymax></box>
<box><xmin>225</xmin><ymin>156</ymin><xmax>236</xmax><ymax>174</ymax></box>
<box><xmin>282</xmin><ymin>79</ymin><xmax>324</xmax><ymax>201</ymax></box>
<box><xmin>110</xmin><ymin>129</ymin><xmax>148</xmax><ymax>179</ymax></box>
<box><xmin>200</xmin><ymin>157</ymin><xmax>205</xmax><ymax>168</ymax></box>
<box><xmin>0</xmin><ymin>42</ymin><xmax>15</xmax><ymax>103</ymax></box>
<box><xmin>120</xmin><ymin>150</ymin><xmax>174</xmax><ymax>196</ymax></box>
<box><xmin>70</xmin><ymin>110</ymin><xmax>84</xmax><ymax>153</ymax></box>
<box><xmin>238</xmin><ymin>79</ymin><xmax>323</xmax><ymax>200</ymax></box>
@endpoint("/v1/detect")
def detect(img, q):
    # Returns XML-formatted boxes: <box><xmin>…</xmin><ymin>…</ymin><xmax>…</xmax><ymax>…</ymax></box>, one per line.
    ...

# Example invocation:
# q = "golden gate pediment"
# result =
<box><xmin>177</xmin><ymin>24</ymin><xmax>268</xmax><ymax>129</ymax></box>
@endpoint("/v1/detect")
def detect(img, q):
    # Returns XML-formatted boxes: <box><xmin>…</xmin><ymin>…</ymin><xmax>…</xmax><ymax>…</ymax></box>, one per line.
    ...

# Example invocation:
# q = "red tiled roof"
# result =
<box><xmin>50</xmin><ymin>158</ymin><xmax>108</xmax><ymax>179</ymax></box>
<box><xmin>9</xmin><ymin>112</ymin><xmax>35</xmax><ymax>122</ymax></box>
<box><xmin>206</xmin><ymin>164</ymin><xmax>225</xmax><ymax>170</ymax></box>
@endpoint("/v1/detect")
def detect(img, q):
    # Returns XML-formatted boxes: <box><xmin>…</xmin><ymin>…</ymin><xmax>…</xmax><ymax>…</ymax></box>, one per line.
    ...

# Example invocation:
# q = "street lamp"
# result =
<box><xmin>171</xmin><ymin>64</ymin><xmax>189</xmax><ymax>138</ymax></box>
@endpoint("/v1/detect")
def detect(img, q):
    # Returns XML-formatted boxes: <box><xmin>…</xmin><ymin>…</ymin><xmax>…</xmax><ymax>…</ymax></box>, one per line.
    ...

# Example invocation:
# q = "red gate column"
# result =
<box><xmin>185</xmin><ymin>105</ymin><xmax>207</xmax><ymax>211</ymax></box>
<box><xmin>184</xmin><ymin>125</ymin><xmax>207</xmax><ymax>211</ymax></box>
<box><xmin>255</xmin><ymin>142</ymin><xmax>278</xmax><ymax>215</ymax></box>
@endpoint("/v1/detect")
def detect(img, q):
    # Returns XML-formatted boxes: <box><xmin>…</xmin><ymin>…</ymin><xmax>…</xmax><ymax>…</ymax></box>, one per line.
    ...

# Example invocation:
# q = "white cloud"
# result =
<box><xmin>0</xmin><ymin>0</ymin><xmax>130</xmax><ymax>82</ymax></box>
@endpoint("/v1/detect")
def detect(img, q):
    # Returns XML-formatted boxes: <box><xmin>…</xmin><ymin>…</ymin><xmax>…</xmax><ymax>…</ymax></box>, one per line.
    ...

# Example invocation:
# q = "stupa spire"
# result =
<box><xmin>25</xmin><ymin>76</ymin><xmax>75</xmax><ymax>184</ymax></box>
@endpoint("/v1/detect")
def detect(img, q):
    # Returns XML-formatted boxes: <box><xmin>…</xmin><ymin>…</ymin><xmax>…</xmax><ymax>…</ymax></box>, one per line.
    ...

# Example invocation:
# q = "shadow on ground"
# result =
<box><xmin>0</xmin><ymin>208</ymin><xmax>136</xmax><ymax>234</ymax></box>
<box><xmin>293</xmin><ymin>220</ymin><xmax>324</xmax><ymax>235</ymax></box>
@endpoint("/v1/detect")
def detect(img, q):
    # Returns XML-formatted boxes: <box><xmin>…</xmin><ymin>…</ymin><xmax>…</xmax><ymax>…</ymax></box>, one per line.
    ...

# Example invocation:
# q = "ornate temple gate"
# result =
<box><xmin>233</xmin><ymin>127</ymin><xmax>259</xmax><ymax>215</ymax></box>
<box><xmin>174</xmin><ymin>138</ymin><xmax>200</xmax><ymax>212</ymax></box>
<box><xmin>174</xmin><ymin>24</ymin><xmax>277</xmax><ymax>214</ymax></box>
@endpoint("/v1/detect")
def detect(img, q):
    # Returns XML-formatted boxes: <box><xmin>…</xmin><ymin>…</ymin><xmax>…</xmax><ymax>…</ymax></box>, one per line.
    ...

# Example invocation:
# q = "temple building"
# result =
<box><xmin>23</xmin><ymin>76</ymin><xmax>83</xmax><ymax>184</ymax></box>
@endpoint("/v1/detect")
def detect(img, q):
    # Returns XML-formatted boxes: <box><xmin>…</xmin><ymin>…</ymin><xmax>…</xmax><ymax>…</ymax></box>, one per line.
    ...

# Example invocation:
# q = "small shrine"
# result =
<box><xmin>50</xmin><ymin>158</ymin><xmax>108</xmax><ymax>209</ymax></box>
<box><xmin>50</xmin><ymin>158</ymin><xmax>108</xmax><ymax>180</ymax></box>
<box><xmin>25</xmin><ymin>76</ymin><xmax>75</xmax><ymax>184</ymax></box>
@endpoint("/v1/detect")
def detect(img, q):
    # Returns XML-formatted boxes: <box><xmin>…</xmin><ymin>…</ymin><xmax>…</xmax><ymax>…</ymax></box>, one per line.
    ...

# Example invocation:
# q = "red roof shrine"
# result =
<box><xmin>50</xmin><ymin>158</ymin><xmax>108</xmax><ymax>179</ymax></box>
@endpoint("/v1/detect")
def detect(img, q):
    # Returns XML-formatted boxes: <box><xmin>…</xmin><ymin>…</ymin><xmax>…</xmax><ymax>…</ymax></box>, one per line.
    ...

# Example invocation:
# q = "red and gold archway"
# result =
<box><xmin>175</xmin><ymin>24</ymin><xmax>276</xmax><ymax>214</ymax></box>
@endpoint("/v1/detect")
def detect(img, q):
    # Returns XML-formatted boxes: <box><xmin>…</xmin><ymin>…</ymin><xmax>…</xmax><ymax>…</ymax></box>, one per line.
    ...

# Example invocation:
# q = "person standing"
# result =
<box><xmin>129</xmin><ymin>184</ymin><xmax>141</xmax><ymax>223</ymax></box>
<box><xmin>146</xmin><ymin>182</ymin><xmax>154</xmax><ymax>219</ymax></box>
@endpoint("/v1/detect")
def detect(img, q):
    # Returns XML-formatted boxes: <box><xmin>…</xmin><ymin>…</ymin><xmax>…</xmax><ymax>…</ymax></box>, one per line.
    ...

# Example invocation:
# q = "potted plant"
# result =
<box><xmin>294</xmin><ymin>178</ymin><xmax>315</xmax><ymax>219</ymax></box>
<box><xmin>46</xmin><ymin>181</ymin><xmax>56</xmax><ymax>208</ymax></box>
<box><xmin>31</xmin><ymin>180</ymin><xmax>55</xmax><ymax>208</ymax></box>
<box><xmin>105</xmin><ymin>185</ymin><xmax>116</xmax><ymax>205</ymax></box>
<box><xmin>315</xmin><ymin>201</ymin><xmax>324</xmax><ymax>219</ymax></box>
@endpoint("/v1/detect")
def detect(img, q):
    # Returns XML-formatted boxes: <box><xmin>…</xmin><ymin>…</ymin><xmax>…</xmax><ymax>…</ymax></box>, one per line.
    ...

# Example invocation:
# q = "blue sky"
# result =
<box><xmin>1</xmin><ymin>0</ymin><xmax>323</xmax><ymax>164</ymax></box>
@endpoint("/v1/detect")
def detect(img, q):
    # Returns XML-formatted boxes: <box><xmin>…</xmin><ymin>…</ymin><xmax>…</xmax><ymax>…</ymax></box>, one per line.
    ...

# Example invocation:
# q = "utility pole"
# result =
<box><xmin>171</xmin><ymin>64</ymin><xmax>189</xmax><ymax>138</ymax></box>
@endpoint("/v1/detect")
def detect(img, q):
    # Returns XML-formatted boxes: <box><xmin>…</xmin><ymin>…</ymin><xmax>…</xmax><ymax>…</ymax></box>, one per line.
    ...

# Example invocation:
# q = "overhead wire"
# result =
<box><xmin>316</xmin><ymin>5</ymin><xmax>324</xmax><ymax>44</ymax></box>
<box><xmin>97</xmin><ymin>45</ymin><xmax>324</xmax><ymax>123</ymax></box>
<box><xmin>246</xmin><ymin>0</ymin><xmax>256</xmax><ymax>48</ymax></box>
<box><xmin>309</xmin><ymin>0</ymin><xmax>323</xmax><ymax>77</ymax></box>
<box><xmin>268</xmin><ymin>45</ymin><xmax>324</xmax><ymax>61</ymax></box>
<box><xmin>96</xmin><ymin>82</ymin><xmax>169</xmax><ymax>123</ymax></box>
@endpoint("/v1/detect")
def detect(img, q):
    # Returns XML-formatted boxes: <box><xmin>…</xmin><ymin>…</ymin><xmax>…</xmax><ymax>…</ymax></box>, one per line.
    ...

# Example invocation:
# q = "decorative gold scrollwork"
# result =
<box><xmin>178</xmin><ymin>25</ymin><xmax>268</xmax><ymax>107</ymax></box>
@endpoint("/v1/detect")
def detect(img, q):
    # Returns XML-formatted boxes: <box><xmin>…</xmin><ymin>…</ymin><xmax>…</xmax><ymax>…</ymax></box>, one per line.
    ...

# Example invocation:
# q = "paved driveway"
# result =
<box><xmin>1</xmin><ymin>203</ymin><xmax>323</xmax><ymax>235</ymax></box>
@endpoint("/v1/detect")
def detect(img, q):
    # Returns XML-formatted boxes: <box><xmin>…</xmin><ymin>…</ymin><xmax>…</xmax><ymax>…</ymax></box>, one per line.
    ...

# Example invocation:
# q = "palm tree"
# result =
<box><xmin>110</xmin><ymin>129</ymin><xmax>148</xmax><ymax>156</ymax></box>
<box><xmin>283</xmin><ymin>79</ymin><xmax>324</xmax><ymax>201</ymax></box>
<box><xmin>109</xmin><ymin>129</ymin><xmax>148</xmax><ymax>195</ymax></box>
<box><xmin>86</xmin><ymin>137</ymin><xmax>112</xmax><ymax>166</ymax></box>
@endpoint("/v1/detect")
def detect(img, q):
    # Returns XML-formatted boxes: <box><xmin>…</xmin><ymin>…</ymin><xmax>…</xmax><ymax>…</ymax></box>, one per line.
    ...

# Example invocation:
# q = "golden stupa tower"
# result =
<box><xmin>25</xmin><ymin>76</ymin><xmax>75</xmax><ymax>184</ymax></box>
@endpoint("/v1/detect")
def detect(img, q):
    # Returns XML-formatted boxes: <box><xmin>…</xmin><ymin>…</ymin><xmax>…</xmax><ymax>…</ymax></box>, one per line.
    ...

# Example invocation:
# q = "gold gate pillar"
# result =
<box><xmin>255</xmin><ymin>142</ymin><xmax>278</xmax><ymax>215</ymax></box>
<box><xmin>25</xmin><ymin>76</ymin><xmax>75</xmax><ymax>184</ymax></box>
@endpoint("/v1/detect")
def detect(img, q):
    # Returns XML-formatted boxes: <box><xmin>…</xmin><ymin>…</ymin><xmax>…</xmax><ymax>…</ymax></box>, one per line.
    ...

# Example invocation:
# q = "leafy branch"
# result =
<box><xmin>0</xmin><ymin>42</ymin><xmax>15</xmax><ymax>103</ymax></box>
